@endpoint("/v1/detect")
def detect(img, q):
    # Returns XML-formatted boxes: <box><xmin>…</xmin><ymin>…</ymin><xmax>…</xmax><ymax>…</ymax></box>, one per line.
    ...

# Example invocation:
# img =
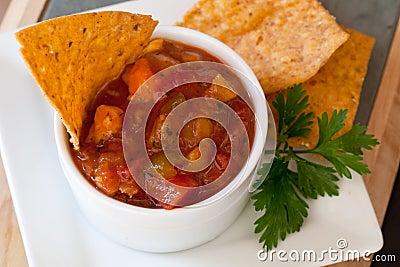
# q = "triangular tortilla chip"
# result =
<box><xmin>16</xmin><ymin>11</ymin><xmax>158</xmax><ymax>149</ymax></box>
<box><xmin>267</xmin><ymin>28</ymin><xmax>375</xmax><ymax>148</ymax></box>
<box><xmin>177</xmin><ymin>0</ymin><xmax>349</xmax><ymax>93</ymax></box>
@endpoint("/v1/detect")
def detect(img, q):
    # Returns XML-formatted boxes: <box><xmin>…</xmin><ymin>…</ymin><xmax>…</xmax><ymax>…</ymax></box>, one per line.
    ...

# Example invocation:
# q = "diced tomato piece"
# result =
<box><xmin>168</xmin><ymin>173</ymin><xmax>199</xmax><ymax>187</ymax></box>
<box><xmin>201</xmin><ymin>165</ymin><xmax>222</xmax><ymax>185</ymax></box>
<box><xmin>228</xmin><ymin>98</ymin><xmax>255</xmax><ymax>141</ymax></box>
<box><xmin>159</xmin><ymin>202</ymin><xmax>175</xmax><ymax>210</ymax></box>
<box><xmin>158</xmin><ymin>173</ymin><xmax>199</xmax><ymax>209</ymax></box>
<box><xmin>93</xmin><ymin>159</ymin><xmax>120</xmax><ymax>196</ymax></box>
<box><xmin>198</xmin><ymin>152</ymin><xmax>230</xmax><ymax>185</ymax></box>
<box><xmin>215</xmin><ymin>152</ymin><xmax>230</xmax><ymax>171</ymax></box>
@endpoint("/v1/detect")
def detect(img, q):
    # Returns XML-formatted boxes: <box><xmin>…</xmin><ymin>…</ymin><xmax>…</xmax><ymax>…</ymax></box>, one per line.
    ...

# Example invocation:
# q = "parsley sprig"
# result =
<box><xmin>252</xmin><ymin>84</ymin><xmax>379</xmax><ymax>250</ymax></box>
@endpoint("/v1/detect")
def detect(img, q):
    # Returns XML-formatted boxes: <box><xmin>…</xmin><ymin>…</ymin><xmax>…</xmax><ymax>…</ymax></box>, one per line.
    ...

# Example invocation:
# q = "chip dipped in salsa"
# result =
<box><xmin>71</xmin><ymin>39</ymin><xmax>256</xmax><ymax>209</ymax></box>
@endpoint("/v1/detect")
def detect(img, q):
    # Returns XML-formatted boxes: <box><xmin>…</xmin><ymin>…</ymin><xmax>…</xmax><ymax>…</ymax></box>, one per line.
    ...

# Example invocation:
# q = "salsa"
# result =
<box><xmin>72</xmin><ymin>39</ymin><xmax>255</xmax><ymax>208</ymax></box>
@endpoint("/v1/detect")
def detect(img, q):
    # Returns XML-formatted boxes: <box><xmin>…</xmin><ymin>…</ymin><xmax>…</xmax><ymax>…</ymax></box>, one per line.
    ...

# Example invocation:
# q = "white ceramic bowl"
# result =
<box><xmin>54</xmin><ymin>25</ymin><xmax>268</xmax><ymax>253</ymax></box>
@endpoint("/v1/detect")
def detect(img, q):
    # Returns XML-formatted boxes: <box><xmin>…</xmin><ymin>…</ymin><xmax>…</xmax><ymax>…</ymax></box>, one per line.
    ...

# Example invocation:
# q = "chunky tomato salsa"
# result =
<box><xmin>72</xmin><ymin>39</ymin><xmax>255</xmax><ymax>208</ymax></box>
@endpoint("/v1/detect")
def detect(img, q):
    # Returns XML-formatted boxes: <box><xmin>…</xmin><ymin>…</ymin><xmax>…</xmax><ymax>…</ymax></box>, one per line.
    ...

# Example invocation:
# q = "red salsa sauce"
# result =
<box><xmin>72</xmin><ymin>39</ymin><xmax>255</xmax><ymax>209</ymax></box>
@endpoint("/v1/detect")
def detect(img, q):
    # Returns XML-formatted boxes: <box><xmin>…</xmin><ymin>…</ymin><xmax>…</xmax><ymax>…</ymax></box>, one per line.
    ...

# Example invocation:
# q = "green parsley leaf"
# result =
<box><xmin>331</xmin><ymin>124</ymin><xmax>380</xmax><ymax>155</ymax></box>
<box><xmin>310</xmin><ymin>111</ymin><xmax>379</xmax><ymax>177</ymax></box>
<box><xmin>316</xmin><ymin>110</ymin><xmax>347</xmax><ymax>145</ymax></box>
<box><xmin>296</xmin><ymin>159</ymin><xmax>339</xmax><ymax>199</ymax></box>
<box><xmin>272</xmin><ymin>84</ymin><xmax>313</xmax><ymax>144</ymax></box>
<box><xmin>252</xmin><ymin>158</ymin><xmax>308</xmax><ymax>249</ymax></box>
<box><xmin>253</xmin><ymin>84</ymin><xmax>379</xmax><ymax>251</ymax></box>
<box><xmin>252</xmin><ymin>161</ymin><xmax>274</xmax><ymax>190</ymax></box>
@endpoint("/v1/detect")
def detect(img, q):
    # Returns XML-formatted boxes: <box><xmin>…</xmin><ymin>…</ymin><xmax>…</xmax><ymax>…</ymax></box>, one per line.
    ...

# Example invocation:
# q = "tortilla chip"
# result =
<box><xmin>267</xmin><ymin>28</ymin><xmax>375</xmax><ymax>148</ymax></box>
<box><xmin>177</xmin><ymin>0</ymin><xmax>349</xmax><ymax>94</ymax></box>
<box><xmin>16</xmin><ymin>11</ymin><xmax>158</xmax><ymax>149</ymax></box>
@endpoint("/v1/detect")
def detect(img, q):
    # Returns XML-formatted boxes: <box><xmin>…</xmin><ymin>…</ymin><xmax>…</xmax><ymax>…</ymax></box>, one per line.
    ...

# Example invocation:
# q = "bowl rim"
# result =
<box><xmin>54</xmin><ymin>25</ymin><xmax>268</xmax><ymax>214</ymax></box>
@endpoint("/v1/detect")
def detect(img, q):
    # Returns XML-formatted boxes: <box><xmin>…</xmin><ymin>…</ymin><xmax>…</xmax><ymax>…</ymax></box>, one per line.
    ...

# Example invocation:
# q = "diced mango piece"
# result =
<box><xmin>142</xmin><ymin>39</ymin><xmax>164</xmax><ymax>55</ymax></box>
<box><xmin>119</xmin><ymin>180</ymin><xmax>140</xmax><ymax>197</ymax></box>
<box><xmin>180</xmin><ymin>118</ymin><xmax>214</xmax><ymax>149</ymax></box>
<box><xmin>148</xmin><ymin>114</ymin><xmax>166</xmax><ymax>149</ymax></box>
<box><xmin>88</xmin><ymin>105</ymin><xmax>124</xmax><ymax>144</ymax></box>
<box><xmin>205</xmin><ymin>74</ymin><xmax>237</xmax><ymax>102</ymax></box>
<box><xmin>160</xmin><ymin>92</ymin><xmax>186</xmax><ymax>114</ymax></box>
<box><xmin>181</xmin><ymin>51</ymin><xmax>202</xmax><ymax>62</ymax></box>
<box><xmin>186</xmin><ymin>146</ymin><xmax>201</xmax><ymax>161</ymax></box>
<box><xmin>150</xmin><ymin>152</ymin><xmax>177</xmax><ymax>179</ymax></box>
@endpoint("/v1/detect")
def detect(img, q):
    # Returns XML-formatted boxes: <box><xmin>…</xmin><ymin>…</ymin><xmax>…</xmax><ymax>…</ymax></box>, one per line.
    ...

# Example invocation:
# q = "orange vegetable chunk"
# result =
<box><xmin>122</xmin><ymin>58</ymin><xmax>154</xmax><ymax>95</ymax></box>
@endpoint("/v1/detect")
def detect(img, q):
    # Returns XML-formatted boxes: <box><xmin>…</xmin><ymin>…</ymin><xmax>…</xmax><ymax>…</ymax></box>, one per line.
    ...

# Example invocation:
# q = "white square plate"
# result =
<box><xmin>0</xmin><ymin>0</ymin><xmax>382</xmax><ymax>266</ymax></box>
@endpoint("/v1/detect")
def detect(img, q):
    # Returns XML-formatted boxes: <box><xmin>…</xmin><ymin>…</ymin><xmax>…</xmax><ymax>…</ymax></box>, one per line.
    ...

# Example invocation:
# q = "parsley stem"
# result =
<box><xmin>277</xmin><ymin>148</ymin><xmax>315</xmax><ymax>155</ymax></box>
<box><xmin>291</xmin><ymin>149</ymin><xmax>315</xmax><ymax>154</ymax></box>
